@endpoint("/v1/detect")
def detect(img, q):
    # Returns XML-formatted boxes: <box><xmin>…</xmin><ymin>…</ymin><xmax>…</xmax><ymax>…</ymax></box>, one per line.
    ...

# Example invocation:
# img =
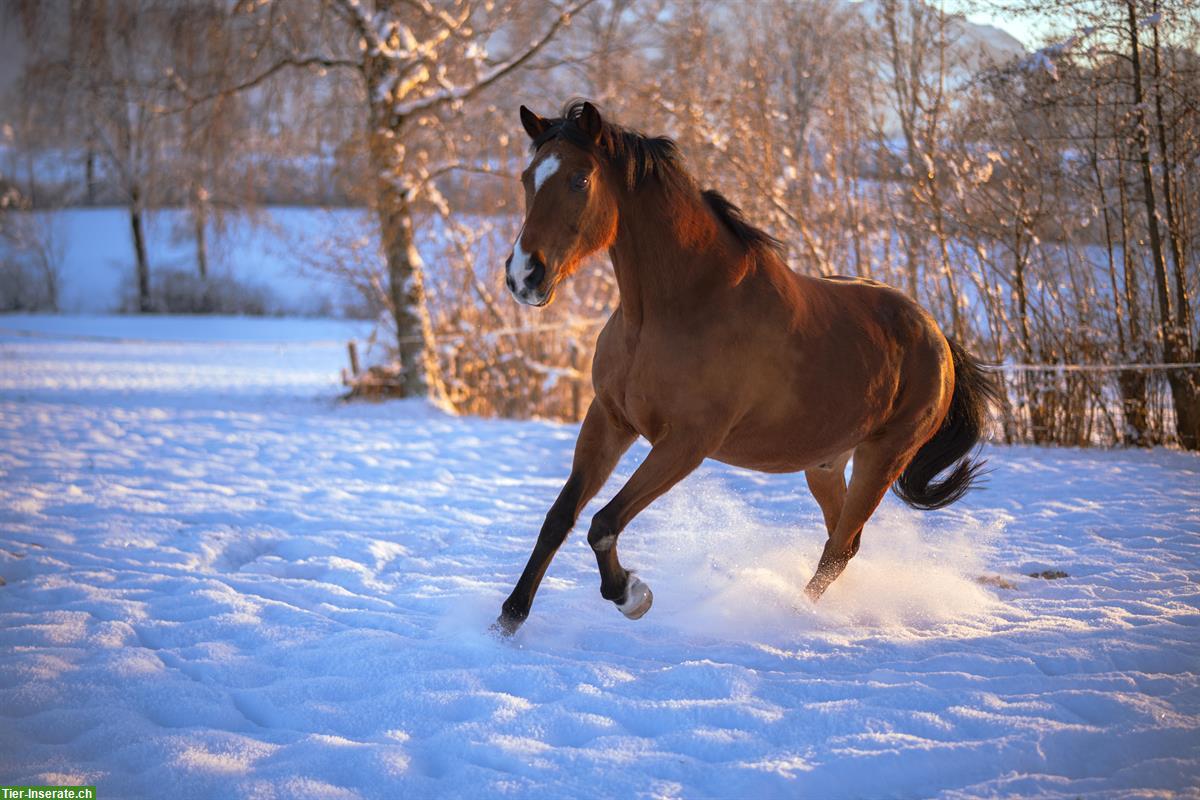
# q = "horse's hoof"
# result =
<box><xmin>616</xmin><ymin>575</ymin><xmax>653</xmax><ymax>620</ymax></box>
<box><xmin>490</xmin><ymin>613</ymin><xmax>524</xmax><ymax>638</ymax></box>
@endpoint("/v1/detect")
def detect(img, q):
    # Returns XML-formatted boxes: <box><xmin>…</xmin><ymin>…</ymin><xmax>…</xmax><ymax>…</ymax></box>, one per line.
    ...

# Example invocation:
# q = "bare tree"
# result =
<box><xmin>185</xmin><ymin>0</ymin><xmax>596</xmax><ymax>403</ymax></box>
<box><xmin>872</xmin><ymin>0</ymin><xmax>967</xmax><ymax>340</ymax></box>
<box><xmin>1127</xmin><ymin>0</ymin><xmax>1200</xmax><ymax>448</ymax></box>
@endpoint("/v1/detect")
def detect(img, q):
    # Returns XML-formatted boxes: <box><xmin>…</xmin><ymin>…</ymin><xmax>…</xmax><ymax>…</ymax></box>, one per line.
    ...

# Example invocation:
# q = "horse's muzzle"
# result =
<box><xmin>506</xmin><ymin>250</ymin><xmax>552</xmax><ymax>306</ymax></box>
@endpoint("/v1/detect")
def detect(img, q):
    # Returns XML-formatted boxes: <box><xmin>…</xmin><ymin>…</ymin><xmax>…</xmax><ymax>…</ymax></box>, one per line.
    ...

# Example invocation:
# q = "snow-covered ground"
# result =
<box><xmin>1</xmin><ymin>314</ymin><xmax>1198</xmax><ymax>799</ymax></box>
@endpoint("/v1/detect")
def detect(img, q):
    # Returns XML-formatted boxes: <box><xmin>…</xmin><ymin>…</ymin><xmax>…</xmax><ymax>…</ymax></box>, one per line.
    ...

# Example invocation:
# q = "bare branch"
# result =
<box><xmin>395</xmin><ymin>0</ymin><xmax>599</xmax><ymax>117</ymax></box>
<box><xmin>330</xmin><ymin>0</ymin><xmax>386</xmax><ymax>56</ymax></box>
<box><xmin>167</xmin><ymin>55</ymin><xmax>361</xmax><ymax>114</ymax></box>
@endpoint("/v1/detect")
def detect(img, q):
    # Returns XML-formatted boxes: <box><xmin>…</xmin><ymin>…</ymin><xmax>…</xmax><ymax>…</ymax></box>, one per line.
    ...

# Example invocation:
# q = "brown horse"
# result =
<box><xmin>495</xmin><ymin>101</ymin><xmax>1000</xmax><ymax>635</ymax></box>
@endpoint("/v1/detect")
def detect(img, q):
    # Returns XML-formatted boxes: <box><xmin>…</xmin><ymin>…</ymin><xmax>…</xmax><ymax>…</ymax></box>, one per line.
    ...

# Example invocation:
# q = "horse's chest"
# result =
<box><xmin>592</xmin><ymin>330</ymin><xmax>704</xmax><ymax>442</ymax></box>
<box><xmin>592</xmin><ymin>340</ymin><xmax>648</xmax><ymax>432</ymax></box>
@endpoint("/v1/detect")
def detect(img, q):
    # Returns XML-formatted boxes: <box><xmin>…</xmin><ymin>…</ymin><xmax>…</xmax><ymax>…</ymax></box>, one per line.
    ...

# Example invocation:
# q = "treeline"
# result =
<box><xmin>1</xmin><ymin>0</ymin><xmax>1197</xmax><ymax>447</ymax></box>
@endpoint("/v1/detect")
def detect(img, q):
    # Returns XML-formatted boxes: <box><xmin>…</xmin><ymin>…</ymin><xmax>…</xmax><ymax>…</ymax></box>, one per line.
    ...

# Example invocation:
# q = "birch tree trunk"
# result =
<box><xmin>373</xmin><ymin>149</ymin><xmax>447</xmax><ymax>402</ymax></box>
<box><xmin>364</xmin><ymin>86</ymin><xmax>448</xmax><ymax>403</ymax></box>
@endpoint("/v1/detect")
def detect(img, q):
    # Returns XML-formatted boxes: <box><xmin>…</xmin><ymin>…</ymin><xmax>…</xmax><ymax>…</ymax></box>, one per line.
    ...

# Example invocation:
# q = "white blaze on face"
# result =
<box><xmin>507</xmin><ymin>153</ymin><xmax>561</xmax><ymax>304</ymax></box>
<box><xmin>533</xmin><ymin>154</ymin><xmax>561</xmax><ymax>194</ymax></box>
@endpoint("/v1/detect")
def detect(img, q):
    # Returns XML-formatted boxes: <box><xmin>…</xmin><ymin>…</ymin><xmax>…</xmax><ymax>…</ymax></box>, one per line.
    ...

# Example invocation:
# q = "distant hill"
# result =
<box><xmin>852</xmin><ymin>0</ymin><xmax>1027</xmax><ymax>69</ymax></box>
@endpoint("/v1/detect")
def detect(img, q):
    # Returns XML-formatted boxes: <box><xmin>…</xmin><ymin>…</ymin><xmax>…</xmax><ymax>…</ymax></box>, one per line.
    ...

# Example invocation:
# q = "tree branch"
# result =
<box><xmin>330</xmin><ymin>0</ymin><xmax>385</xmax><ymax>55</ymax></box>
<box><xmin>395</xmin><ymin>0</ymin><xmax>598</xmax><ymax>117</ymax></box>
<box><xmin>167</xmin><ymin>55</ymin><xmax>361</xmax><ymax>114</ymax></box>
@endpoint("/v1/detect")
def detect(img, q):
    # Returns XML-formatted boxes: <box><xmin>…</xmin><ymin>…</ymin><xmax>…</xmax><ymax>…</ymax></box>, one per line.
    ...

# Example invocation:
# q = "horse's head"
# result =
<box><xmin>505</xmin><ymin>102</ymin><xmax>619</xmax><ymax>307</ymax></box>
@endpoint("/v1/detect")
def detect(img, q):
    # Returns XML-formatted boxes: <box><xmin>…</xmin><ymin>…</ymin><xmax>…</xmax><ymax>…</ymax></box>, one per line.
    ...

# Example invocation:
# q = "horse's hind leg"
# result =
<box><xmin>803</xmin><ymin>441</ymin><xmax>913</xmax><ymax>602</ymax></box>
<box><xmin>496</xmin><ymin>401</ymin><xmax>635</xmax><ymax>635</ymax></box>
<box><xmin>805</xmin><ymin>451</ymin><xmax>851</xmax><ymax>537</ymax></box>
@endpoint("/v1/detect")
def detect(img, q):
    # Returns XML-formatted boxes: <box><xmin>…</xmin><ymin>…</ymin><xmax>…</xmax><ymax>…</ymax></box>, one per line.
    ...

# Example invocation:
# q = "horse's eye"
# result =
<box><xmin>570</xmin><ymin>172</ymin><xmax>590</xmax><ymax>192</ymax></box>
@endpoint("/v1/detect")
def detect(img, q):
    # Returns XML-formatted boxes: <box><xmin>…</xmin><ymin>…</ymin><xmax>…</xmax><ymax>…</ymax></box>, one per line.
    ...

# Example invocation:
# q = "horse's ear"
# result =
<box><xmin>520</xmin><ymin>105</ymin><xmax>550</xmax><ymax>141</ymax></box>
<box><xmin>578</xmin><ymin>101</ymin><xmax>603</xmax><ymax>144</ymax></box>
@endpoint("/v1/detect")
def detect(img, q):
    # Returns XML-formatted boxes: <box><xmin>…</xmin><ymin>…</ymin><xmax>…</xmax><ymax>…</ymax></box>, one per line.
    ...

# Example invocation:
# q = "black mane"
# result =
<box><xmin>700</xmin><ymin>190</ymin><xmax>785</xmax><ymax>258</ymax></box>
<box><xmin>531</xmin><ymin>101</ymin><xmax>785</xmax><ymax>260</ymax></box>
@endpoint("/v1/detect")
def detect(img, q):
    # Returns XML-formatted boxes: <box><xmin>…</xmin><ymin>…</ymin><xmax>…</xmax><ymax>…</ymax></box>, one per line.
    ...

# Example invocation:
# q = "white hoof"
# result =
<box><xmin>616</xmin><ymin>575</ymin><xmax>653</xmax><ymax>620</ymax></box>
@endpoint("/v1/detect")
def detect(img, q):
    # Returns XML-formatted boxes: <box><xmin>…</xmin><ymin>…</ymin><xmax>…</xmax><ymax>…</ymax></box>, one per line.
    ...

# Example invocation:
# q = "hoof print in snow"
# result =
<box><xmin>1028</xmin><ymin>569</ymin><xmax>1069</xmax><ymax>580</ymax></box>
<box><xmin>976</xmin><ymin>574</ymin><xmax>1018</xmax><ymax>590</ymax></box>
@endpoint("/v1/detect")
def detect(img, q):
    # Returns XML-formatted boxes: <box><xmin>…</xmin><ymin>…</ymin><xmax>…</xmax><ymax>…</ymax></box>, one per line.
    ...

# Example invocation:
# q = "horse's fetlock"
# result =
<box><xmin>599</xmin><ymin>572</ymin><xmax>628</xmax><ymax>601</ymax></box>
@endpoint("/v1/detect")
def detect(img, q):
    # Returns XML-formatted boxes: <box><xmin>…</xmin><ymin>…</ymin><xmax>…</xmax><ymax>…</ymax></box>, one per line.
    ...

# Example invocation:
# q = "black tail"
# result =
<box><xmin>892</xmin><ymin>338</ymin><xmax>1003</xmax><ymax>511</ymax></box>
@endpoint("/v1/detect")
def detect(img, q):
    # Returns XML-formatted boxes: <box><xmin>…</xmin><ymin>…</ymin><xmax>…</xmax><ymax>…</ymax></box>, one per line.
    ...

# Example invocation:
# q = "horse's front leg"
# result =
<box><xmin>586</xmin><ymin>431</ymin><xmax>712</xmax><ymax>620</ymax></box>
<box><xmin>495</xmin><ymin>401</ymin><xmax>635</xmax><ymax>635</ymax></box>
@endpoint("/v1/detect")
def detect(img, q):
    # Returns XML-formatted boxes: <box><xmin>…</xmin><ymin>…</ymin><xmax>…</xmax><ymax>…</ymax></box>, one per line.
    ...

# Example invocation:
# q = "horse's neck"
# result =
<box><xmin>607</xmin><ymin>186</ymin><xmax>730</xmax><ymax>330</ymax></box>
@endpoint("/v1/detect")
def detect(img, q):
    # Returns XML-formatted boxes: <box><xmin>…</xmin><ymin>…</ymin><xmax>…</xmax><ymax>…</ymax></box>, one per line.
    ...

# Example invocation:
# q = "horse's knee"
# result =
<box><xmin>587</xmin><ymin>511</ymin><xmax>619</xmax><ymax>552</ymax></box>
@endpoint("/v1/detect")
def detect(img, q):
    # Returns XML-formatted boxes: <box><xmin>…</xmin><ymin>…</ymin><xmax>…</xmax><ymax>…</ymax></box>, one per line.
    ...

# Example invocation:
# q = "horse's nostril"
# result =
<box><xmin>527</xmin><ymin>255</ymin><xmax>546</xmax><ymax>289</ymax></box>
<box><xmin>505</xmin><ymin>273</ymin><xmax>516</xmax><ymax>292</ymax></box>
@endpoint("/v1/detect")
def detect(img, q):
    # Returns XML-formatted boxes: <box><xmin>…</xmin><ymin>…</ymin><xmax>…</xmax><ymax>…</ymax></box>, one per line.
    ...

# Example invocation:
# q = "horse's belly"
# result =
<box><xmin>711</xmin><ymin>424</ymin><xmax>858</xmax><ymax>473</ymax></box>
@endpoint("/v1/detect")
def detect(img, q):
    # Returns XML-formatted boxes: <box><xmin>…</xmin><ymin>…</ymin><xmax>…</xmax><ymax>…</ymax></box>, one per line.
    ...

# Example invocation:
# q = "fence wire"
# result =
<box><xmin>4</xmin><ymin>321</ymin><xmax>1195</xmax><ymax>446</ymax></box>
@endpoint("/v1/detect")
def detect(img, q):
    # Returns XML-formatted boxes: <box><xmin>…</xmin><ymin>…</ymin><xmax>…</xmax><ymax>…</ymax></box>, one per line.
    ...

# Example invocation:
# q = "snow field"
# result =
<box><xmin>8</xmin><ymin>208</ymin><xmax>367</xmax><ymax>315</ymax></box>
<box><xmin>5</xmin><ymin>207</ymin><xmax>503</xmax><ymax>317</ymax></box>
<box><xmin>1</xmin><ymin>315</ymin><xmax>1198</xmax><ymax>798</ymax></box>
